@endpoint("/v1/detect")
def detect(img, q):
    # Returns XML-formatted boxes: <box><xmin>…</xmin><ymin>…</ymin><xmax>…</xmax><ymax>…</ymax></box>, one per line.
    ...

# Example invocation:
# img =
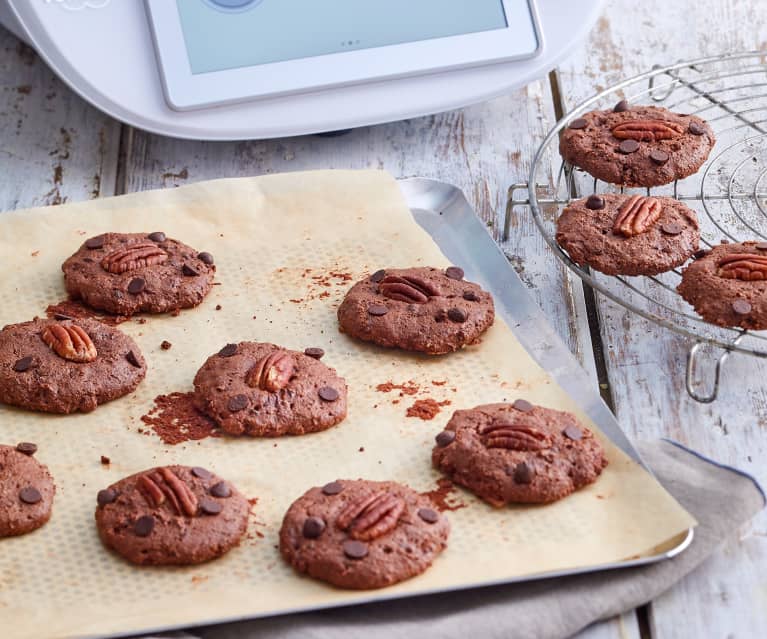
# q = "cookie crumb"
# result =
<box><xmin>100</xmin><ymin>455</ymin><xmax>110</xmax><ymax>465</ymax></box>
<box><xmin>160</xmin><ymin>340</ymin><xmax>172</xmax><ymax>350</ymax></box>
<box><xmin>215</xmin><ymin>304</ymin><xmax>222</xmax><ymax>311</ymax></box>
<box><xmin>140</xmin><ymin>392</ymin><xmax>220</xmax><ymax>445</ymax></box>
<box><xmin>406</xmin><ymin>398</ymin><xmax>451</xmax><ymax>420</ymax></box>
<box><xmin>421</xmin><ymin>478</ymin><xmax>466</xmax><ymax>512</ymax></box>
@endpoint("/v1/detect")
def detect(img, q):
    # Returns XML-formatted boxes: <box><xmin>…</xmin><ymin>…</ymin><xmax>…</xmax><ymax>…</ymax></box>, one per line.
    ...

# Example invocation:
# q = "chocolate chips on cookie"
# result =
<box><xmin>0</xmin><ymin>443</ymin><xmax>55</xmax><ymax>537</ymax></box>
<box><xmin>337</xmin><ymin>266</ymin><xmax>495</xmax><ymax>354</ymax></box>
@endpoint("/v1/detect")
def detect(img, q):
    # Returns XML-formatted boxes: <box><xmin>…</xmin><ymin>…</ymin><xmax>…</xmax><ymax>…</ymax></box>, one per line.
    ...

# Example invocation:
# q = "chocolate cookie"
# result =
<box><xmin>279</xmin><ymin>479</ymin><xmax>449</xmax><ymax>589</ymax></box>
<box><xmin>193</xmin><ymin>342</ymin><xmax>347</xmax><ymax>437</ymax></box>
<box><xmin>95</xmin><ymin>465</ymin><xmax>249</xmax><ymax>566</ymax></box>
<box><xmin>432</xmin><ymin>402</ymin><xmax>608</xmax><ymax>506</ymax></box>
<box><xmin>678</xmin><ymin>241</ymin><xmax>767</xmax><ymax>329</ymax></box>
<box><xmin>556</xmin><ymin>193</ymin><xmax>700</xmax><ymax>276</ymax></box>
<box><xmin>62</xmin><ymin>232</ymin><xmax>215</xmax><ymax>315</ymax></box>
<box><xmin>337</xmin><ymin>266</ymin><xmax>494</xmax><ymax>354</ymax></box>
<box><xmin>0</xmin><ymin>317</ymin><xmax>146</xmax><ymax>413</ymax></box>
<box><xmin>559</xmin><ymin>103</ymin><xmax>715</xmax><ymax>187</ymax></box>
<box><xmin>0</xmin><ymin>443</ymin><xmax>55</xmax><ymax>538</ymax></box>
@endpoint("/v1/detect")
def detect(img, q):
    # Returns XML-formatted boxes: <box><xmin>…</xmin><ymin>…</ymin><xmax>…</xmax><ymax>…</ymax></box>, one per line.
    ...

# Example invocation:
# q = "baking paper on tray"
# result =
<box><xmin>0</xmin><ymin>170</ymin><xmax>695</xmax><ymax>639</ymax></box>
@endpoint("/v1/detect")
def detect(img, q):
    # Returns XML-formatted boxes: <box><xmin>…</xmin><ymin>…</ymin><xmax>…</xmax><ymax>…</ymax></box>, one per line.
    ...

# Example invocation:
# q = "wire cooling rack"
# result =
<box><xmin>506</xmin><ymin>51</ymin><xmax>767</xmax><ymax>402</ymax></box>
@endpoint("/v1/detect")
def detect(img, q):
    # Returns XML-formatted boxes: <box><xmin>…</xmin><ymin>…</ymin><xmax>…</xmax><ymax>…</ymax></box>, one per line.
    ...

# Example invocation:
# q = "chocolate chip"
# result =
<box><xmin>445</xmin><ymin>266</ymin><xmax>464</xmax><ymax>280</ymax></box>
<box><xmin>661</xmin><ymin>222</ymin><xmax>683</xmax><ymax>236</ymax></box>
<box><xmin>585</xmin><ymin>195</ymin><xmax>605</xmax><ymax>210</ymax></box>
<box><xmin>85</xmin><ymin>235</ymin><xmax>105</xmax><ymax>249</ymax></box>
<box><xmin>219</xmin><ymin>343</ymin><xmax>238</xmax><ymax>357</ymax></box>
<box><xmin>147</xmin><ymin>231</ymin><xmax>166</xmax><ymax>243</ymax></box>
<box><xmin>733</xmin><ymin>299</ymin><xmax>752</xmax><ymax>315</ymax></box>
<box><xmin>318</xmin><ymin>386</ymin><xmax>339</xmax><ymax>402</ymax></box>
<box><xmin>302</xmin><ymin>516</ymin><xmax>326</xmax><ymax>538</ymax></box>
<box><xmin>228</xmin><ymin>394</ymin><xmax>249</xmax><ymax>412</ymax></box>
<box><xmin>200</xmin><ymin>499</ymin><xmax>223</xmax><ymax>515</ymax></box>
<box><xmin>512</xmin><ymin>462</ymin><xmax>535</xmax><ymax>485</ymax></box>
<box><xmin>563</xmin><ymin>424</ymin><xmax>583</xmax><ymax>441</ymax></box>
<box><xmin>447</xmin><ymin>308</ymin><xmax>467</xmax><ymax>323</ymax></box>
<box><xmin>54</xmin><ymin>313</ymin><xmax>74</xmax><ymax>321</ymax></box>
<box><xmin>322</xmin><ymin>481</ymin><xmax>344</xmax><ymax>495</ymax></box>
<box><xmin>512</xmin><ymin>399</ymin><xmax>534</xmax><ymax>413</ymax></box>
<box><xmin>127</xmin><ymin>277</ymin><xmax>145</xmax><ymax>294</ymax></box>
<box><xmin>370</xmin><ymin>269</ymin><xmax>386</xmax><ymax>283</ymax></box>
<box><xmin>688</xmin><ymin>122</ymin><xmax>705</xmax><ymax>136</ymax></box>
<box><xmin>649</xmin><ymin>150</ymin><xmax>669</xmax><ymax>165</ymax></box>
<box><xmin>182</xmin><ymin>264</ymin><xmax>199</xmax><ymax>277</ymax></box>
<box><xmin>435</xmin><ymin>430</ymin><xmax>456</xmax><ymax>447</ymax></box>
<box><xmin>304</xmin><ymin>347</ymin><xmax>325</xmax><ymax>359</ymax></box>
<box><xmin>569</xmin><ymin>118</ymin><xmax>588</xmax><ymax>130</ymax></box>
<box><xmin>613</xmin><ymin>99</ymin><xmax>630</xmax><ymax>113</ymax></box>
<box><xmin>210</xmin><ymin>481</ymin><xmax>231</xmax><ymax>498</ymax></box>
<box><xmin>192</xmin><ymin>467</ymin><xmax>212</xmax><ymax>480</ymax></box>
<box><xmin>693</xmin><ymin>249</ymin><xmax>708</xmax><ymax>260</ymax></box>
<box><xmin>367</xmin><ymin>304</ymin><xmax>388</xmax><ymax>316</ymax></box>
<box><xmin>463</xmin><ymin>291</ymin><xmax>480</xmax><ymax>301</ymax></box>
<box><xmin>134</xmin><ymin>515</ymin><xmax>155</xmax><ymax>537</ymax></box>
<box><xmin>16</xmin><ymin>442</ymin><xmax>37</xmax><ymax>456</ymax></box>
<box><xmin>618</xmin><ymin>139</ymin><xmax>640</xmax><ymax>154</ymax></box>
<box><xmin>126</xmin><ymin>350</ymin><xmax>141</xmax><ymax>368</ymax></box>
<box><xmin>417</xmin><ymin>508</ymin><xmax>439</xmax><ymax>524</ymax></box>
<box><xmin>198</xmin><ymin>251</ymin><xmax>214</xmax><ymax>265</ymax></box>
<box><xmin>343</xmin><ymin>540</ymin><xmax>368</xmax><ymax>559</ymax></box>
<box><xmin>756</xmin><ymin>243</ymin><xmax>767</xmax><ymax>250</ymax></box>
<box><xmin>97</xmin><ymin>488</ymin><xmax>117</xmax><ymax>506</ymax></box>
<box><xmin>19</xmin><ymin>487</ymin><xmax>42</xmax><ymax>504</ymax></box>
<box><xmin>12</xmin><ymin>356</ymin><xmax>34</xmax><ymax>372</ymax></box>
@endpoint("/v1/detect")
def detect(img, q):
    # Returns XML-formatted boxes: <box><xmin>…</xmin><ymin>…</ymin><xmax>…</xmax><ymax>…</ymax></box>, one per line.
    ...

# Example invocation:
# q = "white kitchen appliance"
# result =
<box><xmin>0</xmin><ymin>0</ymin><xmax>603</xmax><ymax>140</ymax></box>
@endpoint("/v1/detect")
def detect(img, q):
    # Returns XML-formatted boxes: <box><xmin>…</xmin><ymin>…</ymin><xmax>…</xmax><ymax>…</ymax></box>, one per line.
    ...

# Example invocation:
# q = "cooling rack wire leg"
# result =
<box><xmin>685</xmin><ymin>333</ymin><xmax>747</xmax><ymax>403</ymax></box>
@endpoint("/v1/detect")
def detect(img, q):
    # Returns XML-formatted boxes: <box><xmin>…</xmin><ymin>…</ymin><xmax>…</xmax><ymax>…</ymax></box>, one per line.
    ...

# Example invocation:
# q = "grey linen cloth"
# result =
<box><xmin>142</xmin><ymin>440</ymin><xmax>764</xmax><ymax>639</ymax></box>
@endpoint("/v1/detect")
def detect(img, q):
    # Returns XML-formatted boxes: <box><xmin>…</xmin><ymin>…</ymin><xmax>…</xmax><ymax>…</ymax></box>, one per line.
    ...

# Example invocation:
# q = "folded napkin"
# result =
<box><xmin>141</xmin><ymin>440</ymin><xmax>764</xmax><ymax>639</ymax></box>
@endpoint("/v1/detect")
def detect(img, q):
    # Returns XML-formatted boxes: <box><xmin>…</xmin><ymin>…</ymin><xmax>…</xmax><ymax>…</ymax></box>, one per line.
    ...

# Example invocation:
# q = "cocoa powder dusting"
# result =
<box><xmin>46</xmin><ymin>299</ymin><xmax>129</xmax><ymax>326</ymax></box>
<box><xmin>406</xmin><ymin>398</ymin><xmax>451</xmax><ymax>420</ymax></box>
<box><xmin>140</xmin><ymin>392</ymin><xmax>220</xmax><ymax>445</ymax></box>
<box><xmin>422</xmin><ymin>478</ymin><xmax>466</xmax><ymax>512</ymax></box>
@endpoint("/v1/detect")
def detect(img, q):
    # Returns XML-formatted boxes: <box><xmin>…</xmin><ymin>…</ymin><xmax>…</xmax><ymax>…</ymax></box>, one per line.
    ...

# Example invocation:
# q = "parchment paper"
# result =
<box><xmin>0</xmin><ymin>170</ymin><xmax>695</xmax><ymax>639</ymax></box>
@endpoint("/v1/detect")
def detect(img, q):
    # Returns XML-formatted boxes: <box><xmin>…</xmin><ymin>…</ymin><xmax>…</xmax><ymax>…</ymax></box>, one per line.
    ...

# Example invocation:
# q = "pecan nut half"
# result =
<box><xmin>336</xmin><ymin>491</ymin><xmax>405</xmax><ymax>541</ymax></box>
<box><xmin>378</xmin><ymin>275</ymin><xmax>441</xmax><ymax>304</ymax></box>
<box><xmin>611</xmin><ymin>119</ymin><xmax>684</xmax><ymax>142</ymax></box>
<box><xmin>100</xmin><ymin>241</ymin><xmax>168</xmax><ymax>274</ymax></box>
<box><xmin>481</xmin><ymin>421</ymin><xmax>552</xmax><ymax>451</ymax></box>
<box><xmin>41</xmin><ymin>324</ymin><xmax>97</xmax><ymax>362</ymax></box>
<box><xmin>246</xmin><ymin>351</ymin><xmax>295</xmax><ymax>391</ymax></box>
<box><xmin>138</xmin><ymin>468</ymin><xmax>198</xmax><ymax>517</ymax></box>
<box><xmin>717</xmin><ymin>253</ymin><xmax>767</xmax><ymax>281</ymax></box>
<box><xmin>612</xmin><ymin>195</ymin><xmax>662</xmax><ymax>237</ymax></box>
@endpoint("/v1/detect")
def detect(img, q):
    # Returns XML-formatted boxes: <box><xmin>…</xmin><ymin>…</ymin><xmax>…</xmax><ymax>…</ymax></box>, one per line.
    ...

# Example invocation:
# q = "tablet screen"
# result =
<box><xmin>176</xmin><ymin>0</ymin><xmax>509</xmax><ymax>75</ymax></box>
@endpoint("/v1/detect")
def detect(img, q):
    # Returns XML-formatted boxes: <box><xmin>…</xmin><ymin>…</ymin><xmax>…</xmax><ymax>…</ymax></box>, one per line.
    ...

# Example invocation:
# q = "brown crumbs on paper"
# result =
<box><xmin>140</xmin><ymin>392</ymin><xmax>220</xmax><ymax>445</ymax></box>
<box><xmin>160</xmin><ymin>340</ymin><xmax>172</xmax><ymax>350</ymax></box>
<box><xmin>422</xmin><ymin>478</ymin><xmax>466</xmax><ymax>512</ymax></box>
<box><xmin>191</xmin><ymin>575</ymin><xmax>209</xmax><ymax>586</ymax></box>
<box><xmin>46</xmin><ymin>299</ymin><xmax>130</xmax><ymax>326</ymax></box>
<box><xmin>100</xmin><ymin>456</ymin><xmax>110</xmax><ymax>466</ymax></box>
<box><xmin>406</xmin><ymin>398</ymin><xmax>451</xmax><ymax>420</ymax></box>
<box><xmin>376</xmin><ymin>380</ymin><xmax>420</xmax><ymax>396</ymax></box>
<box><xmin>215</xmin><ymin>304</ymin><xmax>222</xmax><ymax>311</ymax></box>
<box><xmin>431</xmin><ymin>380</ymin><xmax>447</xmax><ymax>386</ymax></box>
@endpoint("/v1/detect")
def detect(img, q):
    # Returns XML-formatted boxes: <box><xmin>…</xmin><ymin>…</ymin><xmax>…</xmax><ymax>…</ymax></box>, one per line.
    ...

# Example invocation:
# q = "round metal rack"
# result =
<box><xmin>506</xmin><ymin>51</ymin><xmax>767</xmax><ymax>403</ymax></box>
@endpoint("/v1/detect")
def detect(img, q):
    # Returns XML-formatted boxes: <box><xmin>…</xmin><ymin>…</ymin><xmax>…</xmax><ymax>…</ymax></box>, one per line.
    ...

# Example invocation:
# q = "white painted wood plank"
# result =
<box><xmin>574</xmin><ymin>612</ymin><xmax>642</xmax><ymax>639</ymax></box>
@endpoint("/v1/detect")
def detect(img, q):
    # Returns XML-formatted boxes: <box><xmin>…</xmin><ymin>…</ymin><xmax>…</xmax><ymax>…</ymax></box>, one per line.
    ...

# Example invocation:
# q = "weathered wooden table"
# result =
<box><xmin>1</xmin><ymin>1</ymin><xmax>765</xmax><ymax>636</ymax></box>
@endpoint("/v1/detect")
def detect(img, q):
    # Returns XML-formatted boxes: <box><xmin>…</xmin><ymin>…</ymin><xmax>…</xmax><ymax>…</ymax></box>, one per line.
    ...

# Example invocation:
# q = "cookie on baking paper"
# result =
<box><xmin>677</xmin><ymin>240</ymin><xmax>767</xmax><ymax>329</ymax></box>
<box><xmin>0</xmin><ymin>443</ymin><xmax>55</xmax><ymax>538</ymax></box>
<box><xmin>559</xmin><ymin>103</ymin><xmax>715</xmax><ymax>187</ymax></box>
<box><xmin>62</xmin><ymin>232</ymin><xmax>215</xmax><ymax>316</ymax></box>
<box><xmin>337</xmin><ymin>266</ymin><xmax>494</xmax><ymax>354</ymax></box>
<box><xmin>95</xmin><ymin>465</ymin><xmax>249</xmax><ymax>566</ymax></box>
<box><xmin>0</xmin><ymin>317</ymin><xmax>146</xmax><ymax>414</ymax></box>
<box><xmin>432</xmin><ymin>401</ymin><xmax>608</xmax><ymax>506</ymax></box>
<box><xmin>556</xmin><ymin>193</ymin><xmax>700</xmax><ymax>276</ymax></box>
<box><xmin>193</xmin><ymin>342</ymin><xmax>347</xmax><ymax>437</ymax></box>
<box><xmin>279</xmin><ymin>479</ymin><xmax>449</xmax><ymax>590</ymax></box>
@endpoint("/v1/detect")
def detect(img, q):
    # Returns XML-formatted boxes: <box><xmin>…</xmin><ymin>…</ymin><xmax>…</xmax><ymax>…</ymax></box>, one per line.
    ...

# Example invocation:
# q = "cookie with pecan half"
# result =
<box><xmin>95</xmin><ymin>465</ymin><xmax>249</xmax><ymax>566</ymax></box>
<box><xmin>556</xmin><ymin>193</ymin><xmax>700</xmax><ymax>275</ymax></box>
<box><xmin>432</xmin><ymin>402</ymin><xmax>608</xmax><ymax>506</ymax></box>
<box><xmin>279</xmin><ymin>479</ymin><xmax>449</xmax><ymax>589</ymax></box>
<box><xmin>0</xmin><ymin>317</ymin><xmax>146</xmax><ymax>413</ymax></box>
<box><xmin>337</xmin><ymin>266</ymin><xmax>494</xmax><ymax>354</ymax></box>
<box><xmin>0</xmin><ymin>443</ymin><xmax>55</xmax><ymax>538</ymax></box>
<box><xmin>193</xmin><ymin>342</ymin><xmax>347</xmax><ymax>437</ymax></box>
<box><xmin>62</xmin><ymin>232</ymin><xmax>215</xmax><ymax>316</ymax></box>
<box><xmin>559</xmin><ymin>103</ymin><xmax>715</xmax><ymax>186</ymax></box>
<box><xmin>678</xmin><ymin>240</ymin><xmax>767</xmax><ymax>329</ymax></box>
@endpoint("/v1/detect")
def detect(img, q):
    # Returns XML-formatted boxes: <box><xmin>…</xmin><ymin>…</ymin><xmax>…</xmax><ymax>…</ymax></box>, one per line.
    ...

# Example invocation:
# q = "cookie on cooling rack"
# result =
<box><xmin>0</xmin><ymin>443</ymin><xmax>55</xmax><ymax>538</ymax></box>
<box><xmin>62</xmin><ymin>232</ymin><xmax>215</xmax><ymax>316</ymax></box>
<box><xmin>559</xmin><ymin>102</ymin><xmax>715</xmax><ymax>187</ymax></box>
<box><xmin>555</xmin><ymin>193</ymin><xmax>700</xmax><ymax>276</ymax></box>
<box><xmin>337</xmin><ymin>266</ymin><xmax>494</xmax><ymax>354</ymax></box>
<box><xmin>279</xmin><ymin>479</ymin><xmax>449</xmax><ymax>589</ymax></box>
<box><xmin>432</xmin><ymin>401</ymin><xmax>608</xmax><ymax>507</ymax></box>
<box><xmin>678</xmin><ymin>241</ymin><xmax>767</xmax><ymax>329</ymax></box>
